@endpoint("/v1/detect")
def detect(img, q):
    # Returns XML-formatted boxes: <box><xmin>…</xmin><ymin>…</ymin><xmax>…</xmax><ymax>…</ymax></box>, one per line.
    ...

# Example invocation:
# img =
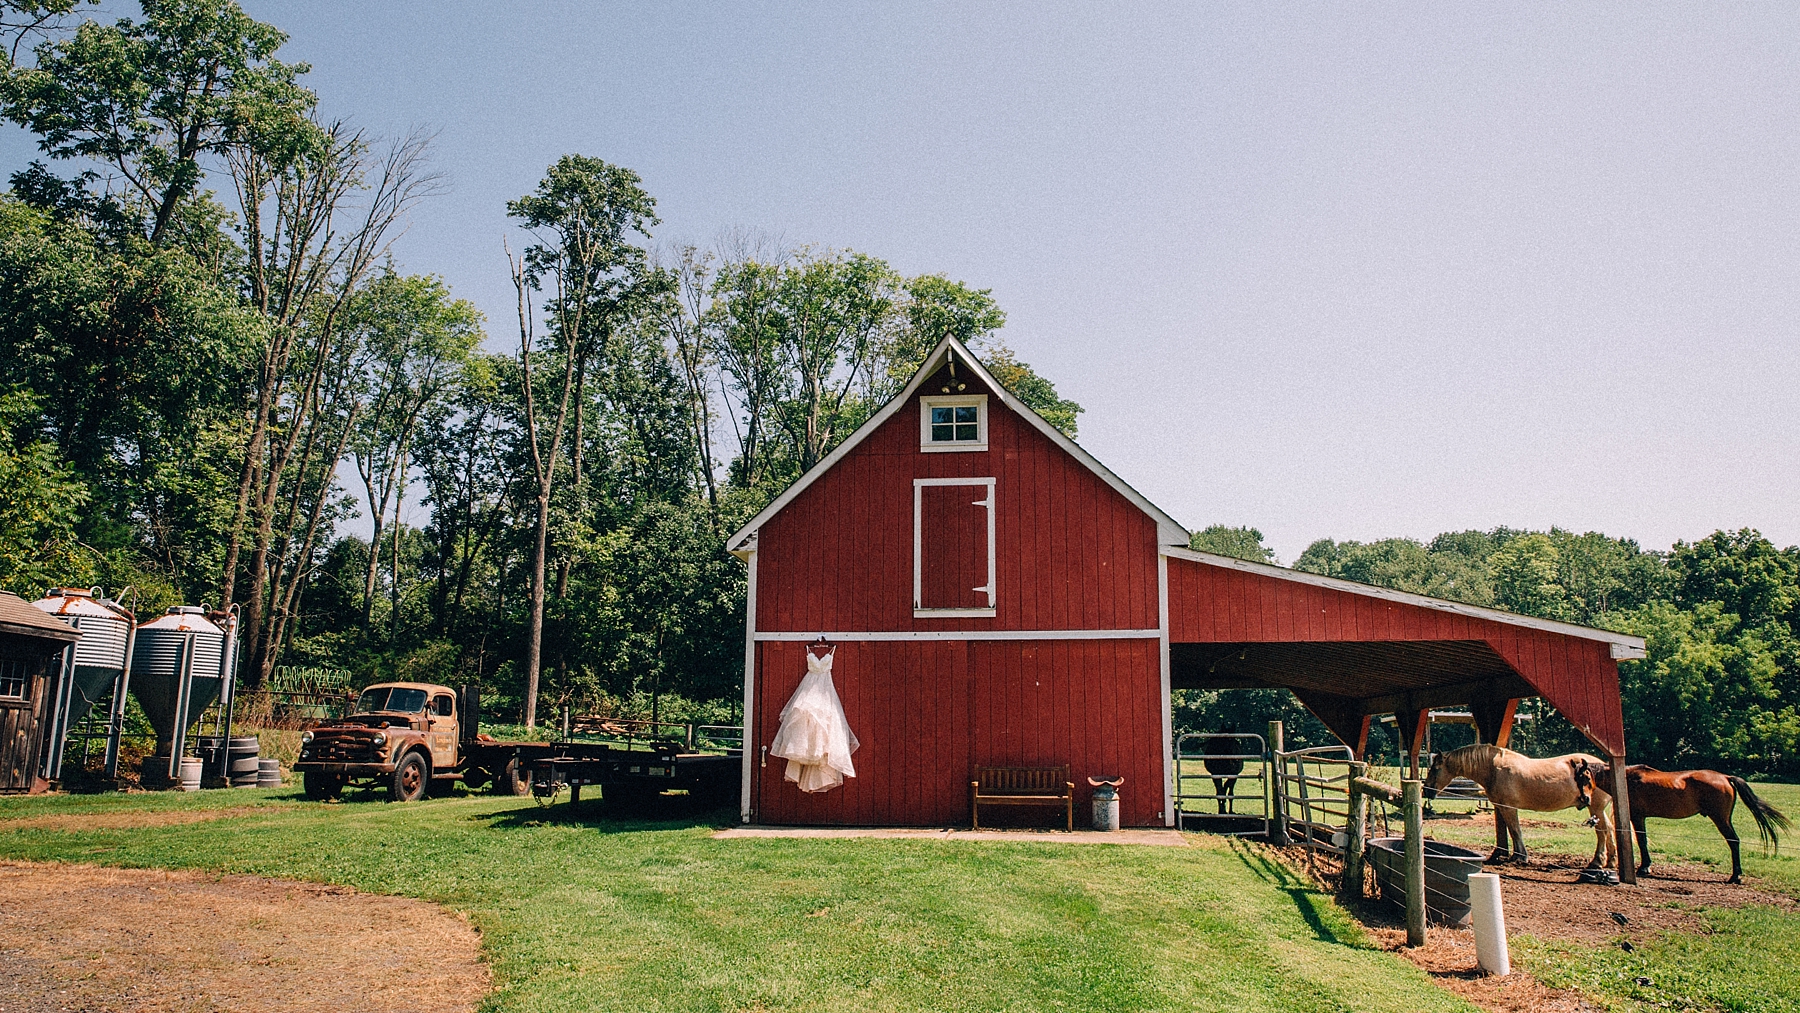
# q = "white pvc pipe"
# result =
<box><xmin>1468</xmin><ymin>872</ymin><xmax>1510</xmax><ymax>976</ymax></box>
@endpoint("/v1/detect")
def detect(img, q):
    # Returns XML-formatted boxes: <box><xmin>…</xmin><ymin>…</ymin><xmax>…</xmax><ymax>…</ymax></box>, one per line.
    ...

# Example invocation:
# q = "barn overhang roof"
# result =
<box><xmin>1164</xmin><ymin>547</ymin><xmax>1643</xmax><ymax>757</ymax></box>
<box><xmin>725</xmin><ymin>336</ymin><xmax>1190</xmax><ymax>557</ymax></box>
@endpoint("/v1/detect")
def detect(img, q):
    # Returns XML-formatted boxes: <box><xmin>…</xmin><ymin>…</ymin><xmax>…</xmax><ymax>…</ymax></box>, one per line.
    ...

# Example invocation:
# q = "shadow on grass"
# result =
<box><xmin>1225</xmin><ymin>836</ymin><xmax>1356</xmax><ymax>946</ymax></box>
<box><xmin>480</xmin><ymin>797</ymin><xmax>738</xmax><ymax>834</ymax></box>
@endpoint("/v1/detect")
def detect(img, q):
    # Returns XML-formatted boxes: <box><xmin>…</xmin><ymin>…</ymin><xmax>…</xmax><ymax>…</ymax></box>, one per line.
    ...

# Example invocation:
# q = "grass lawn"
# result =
<box><xmin>1404</xmin><ymin>775</ymin><xmax>1800</xmax><ymax>1013</ymax></box>
<box><xmin>0</xmin><ymin>787</ymin><xmax>1474</xmax><ymax>1013</ymax></box>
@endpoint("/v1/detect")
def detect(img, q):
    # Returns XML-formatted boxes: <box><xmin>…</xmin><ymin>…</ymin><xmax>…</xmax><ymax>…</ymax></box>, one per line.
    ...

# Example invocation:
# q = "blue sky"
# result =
<box><xmin>15</xmin><ymin>4</ymin><xmax>1800</xmax><ymax>561</ymax></box>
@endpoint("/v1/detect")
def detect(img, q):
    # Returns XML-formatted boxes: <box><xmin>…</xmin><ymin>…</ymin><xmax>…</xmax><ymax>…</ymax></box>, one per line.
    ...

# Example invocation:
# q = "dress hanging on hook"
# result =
<box><xmin>770</xmin><ymin>647</ymin><xmax>858</xmax><ymax>793</ymax></box>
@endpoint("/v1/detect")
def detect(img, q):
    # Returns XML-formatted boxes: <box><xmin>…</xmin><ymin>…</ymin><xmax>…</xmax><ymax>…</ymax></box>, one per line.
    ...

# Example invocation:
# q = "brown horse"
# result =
<box><xmin>1586</xmin><ymin>763</ymin><xmax>1790</xmax><ymax>884</ymax></box>
<box><xmin>1425</xmin><ymin>743</ymin><xmax>1613</xmax><ymax>868</ymax></box>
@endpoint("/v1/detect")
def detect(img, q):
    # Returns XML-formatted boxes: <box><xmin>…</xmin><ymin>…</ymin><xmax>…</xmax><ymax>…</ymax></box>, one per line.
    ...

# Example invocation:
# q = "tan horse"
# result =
<box><xmin>1425</xmin><ymin>743</ymin><xmax>1616</xmax><ymax>868</ymax></box>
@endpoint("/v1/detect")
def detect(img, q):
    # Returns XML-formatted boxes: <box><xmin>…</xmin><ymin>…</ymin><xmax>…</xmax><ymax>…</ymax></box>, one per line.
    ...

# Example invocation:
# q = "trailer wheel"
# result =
<box><xmin>389</xmin><ymin>752</ymin><xmax>429</xmax><ymax>802</ymax></box>
<box><xmin>493</xmin><ymin>757</ymin><xmax>531</xmax><ymax>797</ymax></box>
<box><xmin>303</xmin><ymin>772</ymin><xmax>344</xmax><ymax>801</ymax></box>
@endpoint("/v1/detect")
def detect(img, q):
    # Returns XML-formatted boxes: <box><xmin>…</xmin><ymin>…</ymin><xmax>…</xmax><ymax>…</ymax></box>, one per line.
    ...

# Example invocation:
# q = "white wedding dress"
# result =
<box><xmin>770</xmin><ymin>650</ymin><xmax>860</xmax><ymax>793</ymax></box>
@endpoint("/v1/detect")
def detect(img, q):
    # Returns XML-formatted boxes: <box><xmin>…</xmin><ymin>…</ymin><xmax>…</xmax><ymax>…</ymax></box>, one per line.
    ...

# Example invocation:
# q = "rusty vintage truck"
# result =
<box><xmin>293</xmin><ymin>681</ymin><xmax>740</xmax><ymax>806</ymax></box>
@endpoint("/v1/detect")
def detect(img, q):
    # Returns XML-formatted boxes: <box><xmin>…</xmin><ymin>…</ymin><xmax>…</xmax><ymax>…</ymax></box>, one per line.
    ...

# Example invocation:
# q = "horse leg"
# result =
<box><xmin>1713</xmin><ymin>810</ymin><xmax>1743</xmax><ymax>883</ymax></box>
<box><xmin>1487</xmin><ymin>804</ymin><xmax>1510</xmax><ymax>862</ymax></box>
<box><xmin>1223</xmin><ymin>776</ymin><xmax>1236</xmax><ymax>815</ymax></box>
<box><xmin>1489</xmin><ymin>807</ymin><xmax>1521</xmax><ymax>863</ymax></box>
<box><xmin>1510</xmin><ymin>807</ymin><xmax>1529</xmax><ymax>864</ymax></box>
<box><xmin>1633</xmin><ymin>813</ymin><xmax>1651</xmax><ymax>876</ymax></box>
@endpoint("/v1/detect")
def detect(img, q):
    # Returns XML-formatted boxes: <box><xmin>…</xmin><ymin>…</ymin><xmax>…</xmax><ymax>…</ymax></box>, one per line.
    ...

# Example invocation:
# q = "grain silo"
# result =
<box><xmin>31</xmin><ymin>588</ymin><xmax>135</xmax><ymax>782</ymax></box>
<box><xmin>129</xmin><ymin>607</ymin><xmax>226</xmax><ymax>783</ymax></box>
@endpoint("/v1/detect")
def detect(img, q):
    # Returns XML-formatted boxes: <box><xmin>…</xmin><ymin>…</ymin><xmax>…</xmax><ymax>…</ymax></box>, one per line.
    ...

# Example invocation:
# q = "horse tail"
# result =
<box><xmin>1728</xmin><ymin>776</ymin><xmax>1792</xmax><ymax>851</ymax></box>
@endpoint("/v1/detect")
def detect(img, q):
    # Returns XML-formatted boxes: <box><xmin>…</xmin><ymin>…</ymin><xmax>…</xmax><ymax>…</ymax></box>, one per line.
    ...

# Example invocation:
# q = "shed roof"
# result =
<box><xmin>726</xmin><ymin>336</ymin><xmax>1189</xmax><ymax>556</ymax></box>
<box><xmin>0</xmin><ymin>591</ymin><xmax>81</xmax><ymax>642</ymax></box>
<box><xmin>1164</xmin><ymin>548</ymin><xmax>1642</xmax><ymax>755</ymax></box>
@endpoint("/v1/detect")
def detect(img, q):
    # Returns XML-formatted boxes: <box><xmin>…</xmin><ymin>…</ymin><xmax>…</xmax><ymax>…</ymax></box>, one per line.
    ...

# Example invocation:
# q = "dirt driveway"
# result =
<box><xmin>0</xmin><ymin>861</ymin><xmax>488</xmax><ymax>1013</ymax></box>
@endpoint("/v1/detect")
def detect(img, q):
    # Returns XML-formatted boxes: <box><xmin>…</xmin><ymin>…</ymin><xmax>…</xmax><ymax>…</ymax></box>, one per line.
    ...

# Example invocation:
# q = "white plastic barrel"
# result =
<box><xmin>177</xmin><ymin>757</ymin><xmax>203</xmax><ymax>792</ymax></box>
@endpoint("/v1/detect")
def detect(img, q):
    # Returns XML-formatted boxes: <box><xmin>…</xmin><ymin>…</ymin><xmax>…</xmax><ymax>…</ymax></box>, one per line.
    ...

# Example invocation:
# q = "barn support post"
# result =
<box><xmin>1267</xmin><ymin>720</ymin><xmax>1287</xmax><ymax>845</ymax></box>
<box><xmin>1395</xmin><ymin>709</ymin><xmax>1428</xmax><ymax>778</ymax></box>
<box><xmin>1403</xmin><ymin>778</ymin><xmax>1426</xmax><ymax>946</ymax></box>
<box><xmin>1610</xmin><ymin>752</ymin><xmax>1636</xmax><ymax>885</ymax></box>
<box><xmin>1344</xmin><ymin>761</ymin><xmax>1368</xmax><ymax>898</ymax></box>
<box><xmin>1470</xmin><ymin>697</ymin><xmax>1518</xmax><ymax>748</ymax></box>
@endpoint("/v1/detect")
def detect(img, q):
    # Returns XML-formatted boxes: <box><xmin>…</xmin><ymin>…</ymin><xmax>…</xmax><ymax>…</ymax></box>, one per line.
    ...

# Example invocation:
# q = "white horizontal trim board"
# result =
<box><xmin>753</xmin><ymin>629</ymin><xmax>1162</xmax><ymax>642</ymax></box>
<box><xmin>1161</xmin><ymin>546</ymin><xmax>1648</xmax><ymax>659</ymax></box>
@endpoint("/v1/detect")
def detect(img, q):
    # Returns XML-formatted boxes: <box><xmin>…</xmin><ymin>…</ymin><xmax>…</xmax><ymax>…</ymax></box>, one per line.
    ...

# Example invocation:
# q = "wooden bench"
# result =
<box><xmin>971</xmin><ymin>765</ymin><xmax>1074</xmax><ymax>831</ymax></box>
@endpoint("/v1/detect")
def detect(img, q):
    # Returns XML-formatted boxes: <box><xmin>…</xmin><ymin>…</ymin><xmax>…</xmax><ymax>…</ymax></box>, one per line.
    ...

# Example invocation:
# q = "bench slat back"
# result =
<box><xmin>976</xmin><ymin>765</ymin><xmax>1069</xmax><ymax>796</ymax></box>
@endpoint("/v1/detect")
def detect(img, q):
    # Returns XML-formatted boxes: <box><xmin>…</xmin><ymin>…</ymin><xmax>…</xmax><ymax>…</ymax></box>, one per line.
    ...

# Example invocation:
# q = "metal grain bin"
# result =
<box><xmin>129</xmin><ymin>607</ymin><xmax>226</xmax><ymax>756</ymax></box>
<box><xmin>32</xmin><ymin>589</ymin><xmax>132</xmax><ymax>728</ymax></box>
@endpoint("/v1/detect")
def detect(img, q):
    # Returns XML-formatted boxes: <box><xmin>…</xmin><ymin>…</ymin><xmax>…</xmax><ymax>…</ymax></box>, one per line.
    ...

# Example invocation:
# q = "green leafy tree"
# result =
<box><xmin>1189</xmin><ymin>525</ymin><xmax>1275</xmax><ymax>564</ymax></box>
<box><xmin>981</xmin><ymin>343</ymin><xmax>1082</xmax><ymax>439</ymax></box>
<box><xmin>506</xmin><ymin>153</ymin><xmax>662</xmax><ymax>727</ymax></box>
<box><xmin>1296</xmin><ymin>536</ymin><xmax>1494</xmax><ymax>603</ymax></box>
<box><xmin>0</xmin><ymin>389</ymin><xmax>92</xmax><ymax>593</ymax></box>
<box><xmin>0</xmin><ymin>0</ymin><xmax>314</xmax><ymax>246</ymax></box>
<box><xmin>1488</xmin><ymin>533</ymin><xmax>1572</xmax><ymax>620</ymax></box>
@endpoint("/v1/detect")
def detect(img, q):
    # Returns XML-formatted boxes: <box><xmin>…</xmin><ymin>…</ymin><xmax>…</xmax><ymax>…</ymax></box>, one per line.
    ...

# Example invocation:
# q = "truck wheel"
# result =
<box><xmin>389</xmin><ymin>752</ymin><xmax>429</xmax><ymax>802</ymax></box>
<box><xmin>493</xmin><ymin>757</ymin><xmax>531</xmax><ymax>797</ymax></box>
<box><xmin>303</xmin><ymin>772</ymin><xmax>343</xmax><ymax>801</ymax></box>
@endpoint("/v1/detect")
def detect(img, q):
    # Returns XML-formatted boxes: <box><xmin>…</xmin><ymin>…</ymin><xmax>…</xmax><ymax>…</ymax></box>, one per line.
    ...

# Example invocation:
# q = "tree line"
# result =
<box><xmin>0</xmin><ymin>1</ymin><xmax>1082</xmax><ymax>730</ymax></box>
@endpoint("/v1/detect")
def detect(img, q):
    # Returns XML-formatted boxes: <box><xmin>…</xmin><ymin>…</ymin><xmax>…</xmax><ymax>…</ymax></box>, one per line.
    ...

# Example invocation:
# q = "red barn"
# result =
<box><xmin>729</xmin><ymin>337</ymin><xmax>1645</xmax><ymax>841</ymax></box>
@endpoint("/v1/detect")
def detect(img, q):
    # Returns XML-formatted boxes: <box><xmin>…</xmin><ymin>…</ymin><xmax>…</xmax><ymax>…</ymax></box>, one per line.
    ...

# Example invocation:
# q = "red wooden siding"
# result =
<box><xmin>754</xmin><ymin>365</ymin><xmax>1159</xmax><ymax>634</ymax></box>
<box><xmin>918</xmin><ymin>482</ymin><xmax>989</xmax><ymax>610</ymax></box>
<box><xmin>1164</xmin><ymin>556</ymin><xmax>1625</xmax><ymax>754</ymax></box>
<box><xmin>754</xmin><ymin>637</ymin><xmax>1164</xmax><ymax>826</ymax></box>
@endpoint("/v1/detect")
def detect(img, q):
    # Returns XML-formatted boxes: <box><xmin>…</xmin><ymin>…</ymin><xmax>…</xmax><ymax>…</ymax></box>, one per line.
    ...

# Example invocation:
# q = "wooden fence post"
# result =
<box><xmin>1345</xmin><ymin>761</ymin><xmax>1368</xmax><ymax>898</ymax></box>
<box><xmin>1403</xmin><ymin>778</ymin><xmax>1425</xmax><ymax>947</ymax></box>
<box><xmin>1268</xmin><ymin>720</ymin><xmax>1287</xmax><ymax>845</ymax></box>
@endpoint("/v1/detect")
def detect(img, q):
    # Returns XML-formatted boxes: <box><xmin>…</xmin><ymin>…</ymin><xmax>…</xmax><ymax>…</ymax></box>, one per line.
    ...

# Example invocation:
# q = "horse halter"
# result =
<box><xmin>1571</xmin><ymin>759</ymin><xmax>1594</xmax><ymax>811</ymax></box>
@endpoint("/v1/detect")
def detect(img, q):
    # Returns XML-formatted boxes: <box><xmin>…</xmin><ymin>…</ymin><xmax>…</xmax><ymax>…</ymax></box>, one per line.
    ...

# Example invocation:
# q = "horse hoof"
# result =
<box><xmin>1485</xmin><ymin>853</ymin><xmax>1512</xmax><ymax>864</ymax></box>
<box><xmin>1728</xmin><ymin>875</ymin><xmax>1742</xmax><ymax>885</ymax></box>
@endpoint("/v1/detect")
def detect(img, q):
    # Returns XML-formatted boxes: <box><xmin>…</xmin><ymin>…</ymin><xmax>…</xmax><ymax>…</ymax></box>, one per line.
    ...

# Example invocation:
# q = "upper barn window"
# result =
<box><xmin>919</xmin><ymin>395</ymin><xmax>987</xmax><ymax>452</ymax></box>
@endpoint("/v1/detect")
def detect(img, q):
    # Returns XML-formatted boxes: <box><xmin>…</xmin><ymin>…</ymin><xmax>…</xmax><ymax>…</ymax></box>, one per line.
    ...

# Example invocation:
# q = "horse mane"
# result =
<box><xmin>1440</xmin><ymin>742</ymin><xmax>1507</xmax><ymax>776</ymax></box>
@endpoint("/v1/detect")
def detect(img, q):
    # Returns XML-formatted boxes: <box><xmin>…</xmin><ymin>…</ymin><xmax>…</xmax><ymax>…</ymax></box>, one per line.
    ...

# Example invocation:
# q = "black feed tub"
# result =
<box><xmin>1366</xmin><ymin>836</ymin><xmax>1485</xmax><ymax>927</ymax></box>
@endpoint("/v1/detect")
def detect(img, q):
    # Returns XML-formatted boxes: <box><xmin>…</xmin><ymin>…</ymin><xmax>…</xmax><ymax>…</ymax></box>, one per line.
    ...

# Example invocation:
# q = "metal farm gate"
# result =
<box><xmin>1173</xmin><ymin>731</ymin><xmax>1269</xmax><ymax>835</ymax></box>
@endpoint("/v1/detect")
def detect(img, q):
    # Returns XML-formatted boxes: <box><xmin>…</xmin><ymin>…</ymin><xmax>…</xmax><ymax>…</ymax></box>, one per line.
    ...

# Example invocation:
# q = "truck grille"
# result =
<box><xmin>303</xmin><ymin>735</ymin><xmax>381</xmax><ymax>763</ymax></box>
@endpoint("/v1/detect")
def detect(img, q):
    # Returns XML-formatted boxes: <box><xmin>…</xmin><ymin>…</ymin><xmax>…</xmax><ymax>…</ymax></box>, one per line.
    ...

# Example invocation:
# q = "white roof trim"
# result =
<box><xmin>727</xmin><ymin>336</ymin><xmax>1189</xmax><ymax>556</ymax></box>
<box><xmin>1161</xmin><ymin>546</ymin><xmax>1647</xmax><ymax>658</ymax></box>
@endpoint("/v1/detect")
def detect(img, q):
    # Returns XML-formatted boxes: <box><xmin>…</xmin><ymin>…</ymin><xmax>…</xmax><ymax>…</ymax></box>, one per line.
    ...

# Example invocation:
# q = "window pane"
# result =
<box><xmin>955</xmin><ymin>423</ymin><xmax>978</xmax><ymax>441</ymax></box>
<box><xmin>931</xmin><ymin>424</ymin><xmax>956</xmax><ymax>442</ymax></box>
<box><xmin>931</xmin><ymin>407</ymin><xmax>953</xmax><ymax>424</ymax></box>
<box><xmin>954</xmin><ymin>406</ymin><xmax>978</xmax><ymax>424</ymax></box>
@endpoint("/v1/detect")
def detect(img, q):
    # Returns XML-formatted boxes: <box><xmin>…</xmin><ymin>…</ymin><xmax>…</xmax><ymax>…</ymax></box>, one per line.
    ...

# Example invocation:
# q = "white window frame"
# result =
<box><xmin>913</xmin><ymin>477</ymin><xmax>997</xmax><ymax>618</ymax></box>
<box><xmin>919</xmin><ymin>394</ymin><xmax>988</xmax><ymax>452</ymax></box>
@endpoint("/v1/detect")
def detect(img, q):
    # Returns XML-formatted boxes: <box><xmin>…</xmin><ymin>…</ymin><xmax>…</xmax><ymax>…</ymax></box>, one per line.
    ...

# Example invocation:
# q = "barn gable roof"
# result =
<box><xmin>726</xmin><ymin>336</ymin><xmax>1189</xmax><ymax>556</ymax></box>
<box><xmin>1164</xmin><ymin>545</ymin><xmax>1647</xmax><ymax>658</ymax></box>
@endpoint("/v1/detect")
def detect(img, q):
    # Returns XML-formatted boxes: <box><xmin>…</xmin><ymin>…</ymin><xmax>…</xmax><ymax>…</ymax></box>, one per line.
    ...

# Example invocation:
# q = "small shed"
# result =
<box><xmin>728</xmin><ymin>337</ymin><xmax>1645</xmax><ymax>875</ymax></box>
<box><xmin>0</xmin><ymin>590</ymin><xmax>81</xmax><ymax>792</ymax></box>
